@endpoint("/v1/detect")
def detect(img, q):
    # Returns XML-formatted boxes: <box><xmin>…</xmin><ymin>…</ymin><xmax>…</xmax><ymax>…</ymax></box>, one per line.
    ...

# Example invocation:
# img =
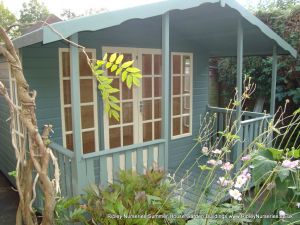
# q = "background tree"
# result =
<box><xmin>0</xmin><ymin>2</ymin><xmax>19</xmax><ymax>37</ymax></box>
<box><xmin>19</xmin><ymin>0</ymin><xmax>49</xmax><ymax>24</ymax></box>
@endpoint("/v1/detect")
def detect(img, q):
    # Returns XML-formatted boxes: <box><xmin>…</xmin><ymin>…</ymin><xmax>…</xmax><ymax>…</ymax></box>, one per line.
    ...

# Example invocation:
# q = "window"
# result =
<box><xmin>171</xmin><ymin>53</ymin><xmax>193</xmax><ymax>139</ymax></box>
<box><xmin>59</xmin><ymin>49</ymin><xmax>99</xmax><ymax>154</ymax></box>
<box><xmin>9</xmin><ymin>66</ymin><xmax>26</xmax><ymax>150</ymax></box>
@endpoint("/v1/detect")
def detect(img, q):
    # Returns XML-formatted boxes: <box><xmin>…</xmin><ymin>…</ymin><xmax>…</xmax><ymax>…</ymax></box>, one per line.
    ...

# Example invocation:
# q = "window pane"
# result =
<box><xmin>142</xmin><ymin>100</ymin><xmax>152</xmax><ymax>121</ymax></box>
<box><xmin>173</xmin><ymin>76</ymin><xmax>180</xmax><ymax>95</ymax></box>
<box><xmin>64</xmin><ymin>107</ymin><xmax>72</xmax><ymax>131</ymax></box>
<box><xmin>154</xmin><ymin>77</ymin><xmax>161</xmax><ymax>97</ymax></box>
<box><xmin>142</xmin><ymin>54</ymin><xmax>152</xmax><ymax>75</ymax></box>
<box><xmin>143</xmin><ymin>122</ymin><xmax>152</xmax><ymax>142</ymax></box>
<box><xmin>142</xmin><ymin>77</ymin><xmax>152</xmax><ymax>98</ymax></box>
<box><xmin>79</xmin><ymin>52</ymin><xmax>93</xmax><ymax>76</ymax></box>
<box><xmin>123</xmin><ymin>126</ymin><xmax>133</xmax><ymax>146</ymax></box>
<box><xmin>122</xmin><ymin>102</ymin><xmax>133</xmax><ymax>124</ymax></box>
<box><xmin>81</xmin><ymin>106</ymin><xmax>94</xmax><ymax>129</ymax></box>
<box><xmin>173</xmin><ymin>97</ymin><xmax>181</xmax><ymax>116</ymax></box>
<box><xmin>154</xmin><ymin>55</ymin><xmax>162</xmax><ymax>75</ymax></box>
<box><xmin>109</xmin><ymin>128</ymin><xmax>121</xmax><ymax>148</ymax></box>
<box><xmin>182</xmin><ymin>116</ymin><xmax>190</xmax><ymax>134</ymax></box>
<box><xmin>173</xmin><ymin>55</ymin><xmax>181</xmax><ymax>74</ymax></box>
<box><xmin>183</xmin><ymin>75</ymin><xmax>191</xmax><ymax>94</ymax></box>
<box><xmin>122</xmin><ymin>81</ymin><xmax>132</xmax><ymax>100</ymax></box>
<box><xmin>154</xmin><ymin>99</ymin><xmax>161</xmax><ymax>119</ymax></box>
<box><xmin>173</xmin><ymin>118</ymin><xmax>181</xmax><ymax>136</ymax></box>
<box><xmin>80</xmin><ymin>79</ymin><xmax>93</xmax><ymax>103</ymax></box>
<box><xmin>63</xmin><ymin>80</ymin><xmax>71</xmax><ymax>105</ymax></box>
<box><xmin>154</xmin><ymin>121</ymin><xmax>161</xmax><ymax>140</ymax></box>
<box><xmin>82</xmin><ymin>131</ymin><xmax>95</xmax><ymax>153</ymax></box>
<box><xmin>183</xmin><ymin>55</ymin><xmax>191</xmax><ymax>75</ymax></box>
<box><xmin>66</xmin><ymin>133</ymin><xmax>73</xmax><ymax>150</ymax></box>
<box><xmin>62</xmin><ymin>52</ymin><xmax>70</xmax><ymax>77</ymax></box>
<box><xmin>182</xmin><ymin>95</ymin><xmax>190</xmax><ymax>114</ymax></box>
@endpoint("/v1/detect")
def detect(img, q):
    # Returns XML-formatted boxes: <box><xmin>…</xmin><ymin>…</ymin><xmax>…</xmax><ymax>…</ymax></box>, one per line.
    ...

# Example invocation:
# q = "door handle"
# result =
<box><xmin>140</xmin><ymin>101</ymin><xmax>144</xmax><ymax>113</ymax></box>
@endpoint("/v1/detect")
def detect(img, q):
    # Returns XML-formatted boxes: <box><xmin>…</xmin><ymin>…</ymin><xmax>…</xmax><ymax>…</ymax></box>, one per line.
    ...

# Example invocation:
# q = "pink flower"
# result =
<box><xmin>229</xmin><ymin>189</ymin><xmax>242</xmax><ymax>201</ymax></box>
<box><xmin>282</xmin><ymin>160</ymin><xmax>299</xmax><ymax>169</ymax></box>
<box><xmin>221</xmin><ymin>162</ymin><xmax>234</xmax><ymax>171</ymax></box>
<box><xmin>241</xmin><ymin>155</ymin><xmax>251</xmax><ymax>161</ymax></box>
<box><xmin>217</xmin><ymin>177</ymin><xmax>234</xmax><ymax>187</ymax></box>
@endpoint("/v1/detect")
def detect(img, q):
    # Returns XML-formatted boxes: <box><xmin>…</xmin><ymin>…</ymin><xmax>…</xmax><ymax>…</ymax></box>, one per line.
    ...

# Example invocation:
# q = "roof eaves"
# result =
<box><xmin>12</xmin><ymin>28</ymin><xmax>43</xmax><ymax>49</ymax></box>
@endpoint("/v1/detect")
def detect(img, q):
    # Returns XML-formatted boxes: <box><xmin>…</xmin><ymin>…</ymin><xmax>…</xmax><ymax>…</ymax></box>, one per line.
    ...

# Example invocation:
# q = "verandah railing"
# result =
<box><xmin>206</xmin><ymin>106</ymin><xmax>272</xmax><ymax>160</ymax></box>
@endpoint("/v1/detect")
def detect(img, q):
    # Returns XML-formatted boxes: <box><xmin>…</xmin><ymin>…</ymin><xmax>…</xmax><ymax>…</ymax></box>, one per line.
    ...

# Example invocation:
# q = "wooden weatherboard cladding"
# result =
<box><xmin>59</xmin><ymin>48</ymin><xmax>99</xmax><ymax>154</ymax></box>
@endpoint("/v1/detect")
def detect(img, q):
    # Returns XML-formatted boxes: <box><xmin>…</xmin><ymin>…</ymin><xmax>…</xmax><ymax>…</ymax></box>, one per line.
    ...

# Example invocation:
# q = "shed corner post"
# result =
<box><xmin>70</xmin><ymin>33</ymin><xmax>86</xmax><ymax>195</ymax></box>
<box><xmin>233</xmin><ymin>19</ymin><xmax>243</xmax><ymax>171</ymax></box>
<box><xmin>162</xmin><ymin>12</ymin><xmax>170</xmax><ymax>171</ymax></box>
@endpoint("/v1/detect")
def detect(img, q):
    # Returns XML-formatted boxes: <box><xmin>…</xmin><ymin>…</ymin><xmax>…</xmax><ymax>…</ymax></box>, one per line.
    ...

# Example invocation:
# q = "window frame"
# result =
<box><xmin>171</xmin><ymin>52</ymin><xmax>193</xmax><ymax>140</ymax></box>
<box><xmin>59</xmin><ymin>48</ymin><xmax>99</xmax><ymax>154</ymax></box>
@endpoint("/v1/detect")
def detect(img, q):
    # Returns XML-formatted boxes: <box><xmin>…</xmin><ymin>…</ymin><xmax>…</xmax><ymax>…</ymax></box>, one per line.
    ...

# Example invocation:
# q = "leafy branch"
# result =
<box><xmin>91</xmin><ymin>53</ymin><xmax>142</xmax><ymax>121</ymax></box>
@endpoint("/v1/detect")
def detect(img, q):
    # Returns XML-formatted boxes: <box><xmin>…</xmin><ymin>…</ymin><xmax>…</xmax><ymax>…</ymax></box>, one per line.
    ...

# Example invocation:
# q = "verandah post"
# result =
<box><xmin>162</xmin><ymin>12</ymin><xmax>170</xmax><ymax>170</ymax></box>
<box><xmin>270</xmin><ymin>45</ymin><xmax>278</xmax><ymax>116</ymax></box>
<box><xmin>70</xmin><ymin>34</ymin><xmax>86</xmax><ymax>194</ymax></box>
<box><xmin>233</xmin><ymin>19</ymin><xmax>243</xmax><ymax>171</ymax></box>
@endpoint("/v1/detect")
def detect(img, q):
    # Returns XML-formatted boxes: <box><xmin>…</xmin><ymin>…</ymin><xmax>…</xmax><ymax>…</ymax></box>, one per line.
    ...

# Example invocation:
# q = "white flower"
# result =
<box><xmin>217</xmin><ymin>160</ymin><xmax>223</xmax><ymax>165</ymax></box>
<box><xmin>217</xmin><ymin>177</ymin><xmax>233</xmax><ymax>187</ymax></box>
<box><xmin>221</xmin><ymin>162</ymin><xmax>234</xmax><ymax>171</ymax></box>
<box><xmin>296</xmin><ymin>203</ymin><xmax>300</xmax><ymax>209</ymax></box>
<box><xmin>229</xmin><ymin>189</ymin><xmax>242</xmax><ymax>201</ymax></box>
<box><xmin>282</xmin><ymin>160</ymin><xmax>299</xmax><ymax>169</ymax></box>
<box><xmin>234</xmin><ymin>175</ymin><xmax>248</xmax><ymax>188</ymax></box>
<box><xmin>279</xmin><ymin>210</ymin><xmax>286</xmax><ymax>218</ymax></box>
<box><xmin>212</xmin><ymin>149</ymin><xmax>222</xmax><ymax>154</ymax></box>
<box><xmin>202</xmin><ymin>146</ymin><xmax>209</xmax><ymax>155</ymax></box>
<box><xmin>207</xmin><ymin>159</ymin><xmax>217</xmax><ymax>166</ymax></box>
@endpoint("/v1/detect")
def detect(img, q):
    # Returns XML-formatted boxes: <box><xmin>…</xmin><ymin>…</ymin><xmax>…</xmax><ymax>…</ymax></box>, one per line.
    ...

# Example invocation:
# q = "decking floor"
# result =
<box><xmin>0</xmin><ymin>172</ymin><xmax>18</xmax><ymax>225</ymax></box>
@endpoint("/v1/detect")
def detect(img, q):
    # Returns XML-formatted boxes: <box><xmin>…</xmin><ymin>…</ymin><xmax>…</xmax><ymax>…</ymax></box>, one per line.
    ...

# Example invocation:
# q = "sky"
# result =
<box><xmin>2</xmin><ymin>0</ymin><xmax>260</xmax><ymax>17</ymax></box>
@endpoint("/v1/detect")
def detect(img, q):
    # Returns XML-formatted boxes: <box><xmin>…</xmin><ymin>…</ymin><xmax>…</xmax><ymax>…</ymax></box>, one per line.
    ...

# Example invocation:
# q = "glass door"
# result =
<box><xmin>103</xmin><ymin>47</ymin><xmax>162</xmax><ymax>149</ymax></box>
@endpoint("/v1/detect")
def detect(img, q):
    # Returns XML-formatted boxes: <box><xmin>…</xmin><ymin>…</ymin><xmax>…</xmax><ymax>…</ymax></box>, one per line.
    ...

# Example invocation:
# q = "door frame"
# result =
<box><xmin>102</xmin><ymin>46</ymin><xmax>162</xmax><ymax>149</ymax></box>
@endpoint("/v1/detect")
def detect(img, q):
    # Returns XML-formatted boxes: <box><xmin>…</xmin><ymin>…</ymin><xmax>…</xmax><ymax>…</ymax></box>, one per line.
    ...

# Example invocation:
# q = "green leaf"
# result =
<box><xmin>103</xmin><ymin>53</ymin><xmax>108</xmax><ymax>61</ymax></box>
<box><xmin>122</xmin><ymin>71</ymin><xmax>128</xmax><ymax>82</ymax></box>
<box><xmin>95</xmin><ymin>70</ymin><xmax>104</xmax><ymax>75</ymax></box>
<box><xmin>132</xmin><ymin>77</ymin><xmax>140</xmax><ymax>86</ymax></box>
<box><xmin>199</xmin><ymin>165</ymin><xmax>212</xmax><ymax>171</ymax></box>
<box><xmin>116</xmin><ymin>54</ymin><xmax>124</xmax><ymax>65</ymax></box>
<box><xmin>107</xmin><ymin>88</ymin><xmax>119</xmax><ymax>94</ymax></box>
<box><xmin>121</xmin><ymin>60</ymin><xmax>134</xmax><ymax>69</ymax></box>
<box><xmin>8</xmin><ymin>171</ymin><xmax>17</xmax><ymax>178</ymax></box>
<box><xmin>116</xmin><ymin>68</ymin><xmax>122</xmax><ymax>76</ymax></box>
<box><xmin>126</xmin><ymin>67</ymin><xmax>140</xmax><ymax>73</ymax></box>
<box><xmin>132</xmin><ymin>73</ymin><xmax>142</xmax><ymax>78</ymax></box>
<box><xmin>266</xmin><ymin>148</ymin><xmax>284</xmax><ymax>160</ymax></box>
<box><xmin>252</xmin><ymin>155</ymin><xmax>277</xmax><ymax>184</ymax></box>
<box><xmin>287</xmin><ymin>149</ymin><xmax>300</xmax><ymax>158</ymax></box>
<box><xmin>293</xmin><ymin>108</ymin><xmax>300</xmax><ymax>115</ymax></box>
<box><xmin>277</xmin><ymin>167</ymin><xmax>290</xmax><ymax>182</ymax></box>
<box><xmin>109</xmin><ymin>53</ymin><xmax>117</xmax><ymax>63</ymax></box>
<box><xmin>109</xmin><ymin>102</ymin><xmax>120</xmax><ymax>111</ymax></box>
<box><xmin>106</xmin><ymin>62</ymin><xmax>112</xmax><ymax>69</ymax></box>
<box><xmin>111</xmin><ymin>64</ymin><xmax>118</xmax><ymax>73</ymax></box>
<box><xmin>104</xmin><ymin>101</ymin><xmax>110</xmax><ymax>112</ymax></box>
<box><xmin>97</xmin><ymin>60</ymin><xmax>105</xmax><ymax>67</ymax></box>
<box><xmin>126</xmin><ymin>75</ymin><xmax>133</xmax><ymax>88</ymax></box>
<box><xmin>109</xmin><ymin>95</ymin><xmax>120</xmax><ymax>103</ymax></box>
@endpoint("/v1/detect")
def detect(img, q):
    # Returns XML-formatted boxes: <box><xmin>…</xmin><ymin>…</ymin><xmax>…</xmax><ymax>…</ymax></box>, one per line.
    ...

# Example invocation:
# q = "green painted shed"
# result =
<box><xmin>0</xmin><ymin>0</ymin><xmax>297</xmax><ymax>206</ymax></box>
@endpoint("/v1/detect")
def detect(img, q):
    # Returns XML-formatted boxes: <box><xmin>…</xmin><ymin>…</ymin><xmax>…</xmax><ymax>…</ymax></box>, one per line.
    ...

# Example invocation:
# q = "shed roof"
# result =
<box><xmin>13</xmin><ymin>0</ymin><xmax>297</xmax><ymax>58</ymax></box>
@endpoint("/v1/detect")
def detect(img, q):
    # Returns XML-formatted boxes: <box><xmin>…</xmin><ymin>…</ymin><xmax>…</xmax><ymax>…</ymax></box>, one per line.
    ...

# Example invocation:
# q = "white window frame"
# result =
<box><xmin>8</xmin><ymin>63</ymin><xmax>26</xmax><ymax>150</ymax></box>
<box><xmin>171</xmin><ymin>52</ymin><xmax>193</xmax><ymax>139</ymax></box>
<box><xmin>59</xmin><ymin>48</ymin><xmax>99</xmax><ymax>154</ymax></box>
